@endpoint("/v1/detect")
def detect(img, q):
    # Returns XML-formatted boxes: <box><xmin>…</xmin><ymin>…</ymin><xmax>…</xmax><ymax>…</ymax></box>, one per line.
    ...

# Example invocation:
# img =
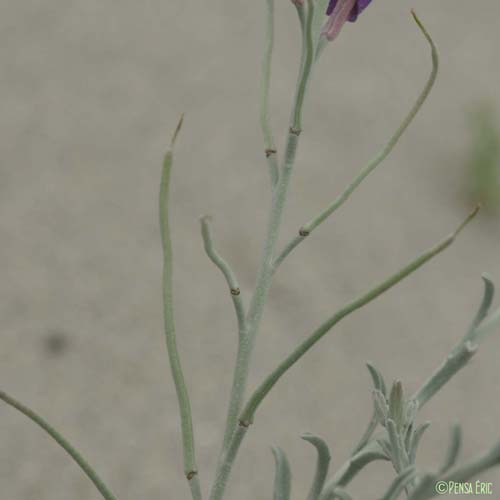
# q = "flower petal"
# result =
<box><xmin>322</xmin><ymin>0</ymin><xmax>357</xmax><ymax>41</ymax></box>
<box><xmin>326</xmin><ymin>0</ymin><xmax>339</xmax><ymax>16</ymax></box>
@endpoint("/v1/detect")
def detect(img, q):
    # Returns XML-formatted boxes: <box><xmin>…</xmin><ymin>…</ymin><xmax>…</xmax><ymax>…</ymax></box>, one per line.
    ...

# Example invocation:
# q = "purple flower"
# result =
<box><xmin>322</xmin><ymin>0</ymin><xmax>373</xmax><ymax>41</ymax></box>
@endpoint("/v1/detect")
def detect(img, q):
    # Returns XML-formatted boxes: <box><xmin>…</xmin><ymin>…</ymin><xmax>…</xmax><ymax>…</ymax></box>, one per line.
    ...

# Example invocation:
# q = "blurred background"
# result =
<box><xmin>1</xmin><ymin>0</ymin><xmax>500</xmax><ymax>498</ymax></box>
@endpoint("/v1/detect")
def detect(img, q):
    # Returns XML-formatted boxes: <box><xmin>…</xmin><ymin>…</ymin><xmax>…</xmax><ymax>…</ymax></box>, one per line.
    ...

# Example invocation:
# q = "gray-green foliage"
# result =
<box><xmin>466</xmin><ymin>107</ymin><xmax>500</xmax><ymax>212</ymax></box>
<box><xmin>0</xmin><ymin>3</ymin><xmax>499</xmax><ymax>500</ymax></box>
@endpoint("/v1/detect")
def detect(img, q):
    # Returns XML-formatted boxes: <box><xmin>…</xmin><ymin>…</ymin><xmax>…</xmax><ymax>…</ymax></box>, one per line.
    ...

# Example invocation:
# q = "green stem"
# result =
<box><xmin>208</xmin><ymin>5</ymin><xmax>316</xmax><ymax>500</ymax></box>
<box><xmin>160</xmin><ymin>116</ymin><xmax>202</xmax><ymax>499</ymax></box>
<box><xmin>261</xmin><ymin>0</ymin><xmax>279</xmax><ymax>187</ymax></box>
<box><xmin>200</xmin><ymin>216</ymin><xmax>246</xmax><ymax>331</ymax></box>
<box><xmin>293</xmin><ymin>0</ymin><xmax>315</xmax><ymax>132</ymax></box>
<box><xmin>239</xmin><ymin>207</ymin><xmax>478</xmax><ymax>425</ymax></box>
<box><xmin>274</xmin><ymin>11</ymin><xmax>439</xmax><ymax>270</ymax></box>
<box><xmin>200</xmin><ymin>216</ymin><xmax>247</xmax><ymax>458</ymax></box>
<box><xmin>0</xmin><ymin>390</ymin><xmax>118</xmax><ymax>500</ymax></box>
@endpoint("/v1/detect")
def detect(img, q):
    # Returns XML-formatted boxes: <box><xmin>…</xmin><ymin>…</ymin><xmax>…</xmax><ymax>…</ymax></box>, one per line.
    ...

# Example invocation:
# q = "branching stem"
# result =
<box><xmin>208</xmin><ymin>4</ymin><xmax>316</xmax><ymax>500</ymax></box>
<box><xmin>274</xmin><ymin>11</ymin><xmax>439</xmax><ymax>270</ymax></box>
<box><xmin>261</xmin><ymin>0</ymin><xmax>279</xmax><ymax>187</ymax></box>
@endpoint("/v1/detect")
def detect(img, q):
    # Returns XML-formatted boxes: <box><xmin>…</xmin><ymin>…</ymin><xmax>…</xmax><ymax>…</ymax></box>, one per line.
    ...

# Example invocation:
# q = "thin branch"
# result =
<box><xmin>200</xmin><ymin>215</ymin><xmax>247</xmax><ymax>457</ymax></box>
<box><xmin>200</xmin><ymin>216</ymin><xmax>246</xmax><ymax>331</ymax></box>
<box><xmin>292</xmin><ymin>0</ymin><xmax>315</xmax><ymax>132</ymax></box>
<box><xmin>239</xmin><ymin>207</ymin><xmax>478</xmax><ymax>426</ymax></box>
<box><xmin>273</xmin><ymin>11</ymin><xmax>439</xmax><ymax>270</ymax></box>
<box><xmin>159</xmin><ymin>116</ymin><xmax>201</xmax><ymax>499</ymax></box>
<box><xmin>208</xmin><ymin>4</ymin><xmax>317</xmax><ymax>499</ymax></box>
<box><xmin>261</xmin><ymin>0</ymin><xmax>279</xmax><ymax>187</ymax></box>
<box><xmin>0</xmin><ymin>390</ymin><xmax>118</xmax><ymax>500</ymax></box>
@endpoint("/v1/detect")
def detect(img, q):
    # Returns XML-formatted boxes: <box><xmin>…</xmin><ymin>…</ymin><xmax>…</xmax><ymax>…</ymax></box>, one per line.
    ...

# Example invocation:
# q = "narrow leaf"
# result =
<box><xmin>373</xmin><ymin>390</ymin><xmax>389</xmax><ymax>427</ymax></box>
<box><xmin>332</xmin><ymin>489</ymin><xmax>354</xmax><ymax>500</ymax></box>
<box><xmin>366</xmin><ymin>363</ymin><xmax>387</xmax><ymax>396</ymax></box>
<box><xmin>387</xmin><ymin>419</ymin><xmax>404</xmax><ymax>471</ymax></box>
<box><xmin>439</xmin><ymin>424</ymin><xmax>462</xmax><ymax>474</ymax></box>
<box><xmin>272</xmin><ymin>447</ymin><xmax>292</xmax><ymax>500</ymax></box>
<box><xmin>466</xmin><ymin>275</ymin><xmax>495</xmax><ymax>338</ymax></box>
<box><xmin>409</xmin><ymin>422</ymin><xmax>431</xmax><ymax>464</ymax></box>
<box><xmin>406</xmin><ymin>473</ymin><xmax>437</xmax><ymax>500</ymax></box>
<box><xmin>352</xmin><ymin>412</ymin><xmax>379</xmax><ymax>455</ymax></box>
<box><xmin>378</xmin><ymin>466</ymin><xmax>416</xmax><ymax>500</ymax></box>
<box><xmin>389</xmin><ymin>381</ymin><xmax>404</xmax><ymax>430</ymax></box>
<box><xmin>442</xmin><ymin>440</ymin><xmax>500</xmax><ymax>483</ymax></box>
<box><xmin>302</xmin><ymin>433</ymin><xmax>331</xmax><ymax>500</ymax></box>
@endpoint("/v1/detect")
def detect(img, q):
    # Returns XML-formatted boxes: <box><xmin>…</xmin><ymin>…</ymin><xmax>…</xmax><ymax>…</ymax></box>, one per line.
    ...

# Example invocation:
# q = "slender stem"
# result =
<box><xmin>293</xmin><ymin>0</ymin><xmax>315</xmax><ymax>132</ymax></box>
<box><xmin>239</xmin><ymin>207</ymin><xmax>478</xmax><ymax>425</ymax></box>
<box><xmin>201</xmin><ymin>214</ymin><xmax>247</xmax><ymax>458</ymax></box>
<box><xmin>273</xmin><ymin>11</ymin><xmax>439</xmax><ymax>270</ymax></box>
<box><xmin>0</xmin><ymin>390</ymin><xmax>118</xmax><ymax>500</ymax></box>
<box><xmin>200</xmin><ymin>216</ymin><xmax>246</xmax><ymax>331</ymax></box>
<box><xmin>208</xmin><ymin>5</ymin><xmax>316</xmax><ymax>500</ymax></box>
<box><xmin>160</xmin><ymin>116</ymin><xmax>202</xmax><ymax>499</ymax></box>
<box><xmin>261</xmin><ymin>0</ymin><xmax>279</xmax><ymax>187</ymax></box>
<box><xmin>210</xmin><ymin>426</ymin><xmax>248</xmax><ymax>500</ymax></box>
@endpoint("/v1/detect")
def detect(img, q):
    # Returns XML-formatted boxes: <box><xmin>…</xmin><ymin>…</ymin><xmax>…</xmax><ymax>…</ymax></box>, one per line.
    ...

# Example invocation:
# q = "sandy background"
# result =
<box><xmin>1</xmin><ymin>0</ymin><xmax>500</xmax><ymax>499</ymax></box>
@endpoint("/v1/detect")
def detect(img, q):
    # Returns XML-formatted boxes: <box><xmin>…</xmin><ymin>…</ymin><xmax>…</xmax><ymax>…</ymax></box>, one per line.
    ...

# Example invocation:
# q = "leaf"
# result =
<box><xmin>351</xmin><ymin>412</ymin><xmax>379</xmax><ymax>455</ymax></box>
<box><xmin>406</xmin><ymin>474</ymin><xmax>437</xmax><ymax>500</ymax></box>
<box><xmin>388</xmin><ymin>381</ymin><xmax>404</xmax><ymax>430</ymax></box>
<box><xmin>409</xmin><ymin>422</ymin><xmax>431</xmax><ymax>464</ymax></box>
<box><xmin>332</xmin><ymin>488</ymin><xmax>354</xmax><ymax>500</ymax></box>
<box><xmin>404</xmin><ymin>400</ymin><xmax>419</xmax><ymax>430</ymax></box>
<box><xmin>439</xmin><ymin>424</ymin><xmax>462</xmax><ymax>474</ymax></box>
<box><xmin>387</xmin><ymin>419</ymin><xmax>404</xmax><ymax>471</ymax></box>
<box><xmin>271</xmin><ymin>447</ymin><xmax>292</xmax><ymax>500</ymax></box>
<box><xmin>302</xmin><ymin>433</ymin><xmax>331</xmax><ymax>500</ymax></box>
<box><xmin>378</xmin><ymin>467</ymin><xmax>416</xmax><ymax>500</ymax></box>
<box><xmin>466</xmin><ymin>275</ymin><xmax>495</xmax><ymax>338</ymax></box>
<box><xmin>373</xmin><ymin>390</ymin><xmax>389</xmax><ymax>427</ymax></box>
<box><xmin>331</xmin><ymin>440</ymin><xmax>389</xmax><ymax>488</ymax></box>
<box><xmin>442</xmin><ymin>440</ymin><xmax>500</xmax><ymax>483</ymax></box>
<box><xmin>366</xmin><ymin>363</ymin><xmax>387</xmax><ymax>396</ymax></box>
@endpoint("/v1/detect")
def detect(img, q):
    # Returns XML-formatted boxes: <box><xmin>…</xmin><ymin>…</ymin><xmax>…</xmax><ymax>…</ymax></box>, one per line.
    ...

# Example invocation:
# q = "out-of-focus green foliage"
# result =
<box><xmin>467</xmin><ymin>107</ymin><xmax>500</xmax><ymax>211</ymax></box>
